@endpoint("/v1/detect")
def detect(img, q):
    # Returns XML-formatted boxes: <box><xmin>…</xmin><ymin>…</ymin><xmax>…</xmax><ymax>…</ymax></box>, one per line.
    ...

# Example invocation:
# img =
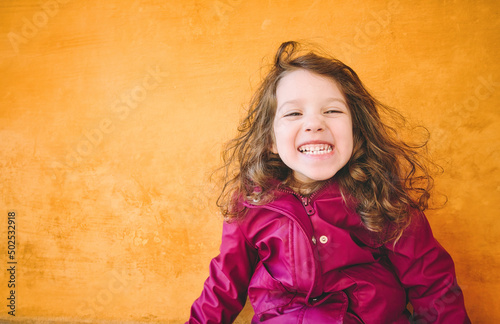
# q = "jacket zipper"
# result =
<box><xmin>278</xmin><ymin>183</ymin><xmax>327</xmax><ymax>216</ymax></box>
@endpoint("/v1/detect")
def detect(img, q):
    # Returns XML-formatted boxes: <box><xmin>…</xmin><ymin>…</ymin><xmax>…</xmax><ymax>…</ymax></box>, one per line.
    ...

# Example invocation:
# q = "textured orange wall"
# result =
<box><xmin>0</xmin><ymin>0</ymin><xmax>498</xmax><ymax>323</ymax></box>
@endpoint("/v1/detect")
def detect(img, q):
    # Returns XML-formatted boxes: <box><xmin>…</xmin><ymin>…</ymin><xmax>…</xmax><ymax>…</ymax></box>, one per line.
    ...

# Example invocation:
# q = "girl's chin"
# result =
<box><xmin>292</xmin><ymin>172</ymin><xmax>336</xmax><ymax>184</ymax></box>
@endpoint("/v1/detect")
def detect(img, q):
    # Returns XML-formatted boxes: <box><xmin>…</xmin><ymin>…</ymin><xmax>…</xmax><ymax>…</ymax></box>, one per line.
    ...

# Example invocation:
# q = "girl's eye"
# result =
<box><xmin>325</xmin><ymin>109</ymin><xmax>342</xmax><ymax>114</ymax></box>
<box><xmin>284</xmin><ymin>112</ymin><xmax>302</xmax><ymax>117</ymax></box>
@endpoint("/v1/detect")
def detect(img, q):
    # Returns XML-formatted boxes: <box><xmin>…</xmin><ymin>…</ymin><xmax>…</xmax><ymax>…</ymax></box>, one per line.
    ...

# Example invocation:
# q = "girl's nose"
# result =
<box><xmin>304</xmin><ymin>116</ymin><xmax>325</xmax><ymax>132</ymax></box>
<box><xmin>305</xmin><ymin>126</ymin><xmax>324</xmax><ymax>132</ymax></box>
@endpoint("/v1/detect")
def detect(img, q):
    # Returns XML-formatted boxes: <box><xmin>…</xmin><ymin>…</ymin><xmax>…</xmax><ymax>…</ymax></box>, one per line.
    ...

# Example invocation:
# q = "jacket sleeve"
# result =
<box><xmin>385</xmin><ymin>210</ymin><xmax>471</xmax><ymax>324</ymax></box>
<box><xmin>187</xmin><ymin>220</ymin><xmax>258</xmax><ymax>324</ymax></box>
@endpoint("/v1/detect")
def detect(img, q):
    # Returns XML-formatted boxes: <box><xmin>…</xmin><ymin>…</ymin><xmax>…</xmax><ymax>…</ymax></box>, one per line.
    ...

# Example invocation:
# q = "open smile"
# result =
<box><xmin>298</xmin><ymin>143</ymin><xmax>333</xmax><ymax>155</ymax></box>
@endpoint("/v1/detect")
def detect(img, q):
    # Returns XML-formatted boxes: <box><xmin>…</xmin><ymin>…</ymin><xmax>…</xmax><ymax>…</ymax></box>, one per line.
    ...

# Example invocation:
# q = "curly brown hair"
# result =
<box><xmin>216</xmin><ymin>41</ymin><xmax>436</xmax><ymax>243</ymax></box>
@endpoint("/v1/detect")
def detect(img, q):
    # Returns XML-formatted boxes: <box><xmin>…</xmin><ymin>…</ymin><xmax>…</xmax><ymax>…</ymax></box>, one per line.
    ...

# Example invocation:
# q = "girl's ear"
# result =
<box><xmin>271</xmin><ymin>143</ymin><xmax>278</xmax><ymax>154</ymax></box>
<box><xmin>270</xmin><ymin>131</ymin><xmax>279</xmax><ymax>154</ymax></box>
<box><xmin>270</xmin><ymin>138</ymin><xmax>278</xmax><ymax>154</ymax></box>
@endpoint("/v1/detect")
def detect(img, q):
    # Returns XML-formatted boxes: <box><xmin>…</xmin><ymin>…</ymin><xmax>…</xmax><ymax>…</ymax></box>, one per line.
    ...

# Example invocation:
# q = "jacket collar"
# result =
<box><xmin>243</xmin><ymin>179</ymin><xmax>343</xmax><ymax>233</ymax></box>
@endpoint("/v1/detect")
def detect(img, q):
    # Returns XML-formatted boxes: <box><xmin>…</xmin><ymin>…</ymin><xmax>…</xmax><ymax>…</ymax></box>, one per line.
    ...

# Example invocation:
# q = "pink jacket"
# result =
<box><xmin>188</xmin><ymin>181</ymin><xmax>470</xmax><ymax>323</ymax></box>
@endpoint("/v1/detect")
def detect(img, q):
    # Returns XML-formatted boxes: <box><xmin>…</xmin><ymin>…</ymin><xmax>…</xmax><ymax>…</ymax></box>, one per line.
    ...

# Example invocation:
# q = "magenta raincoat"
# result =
<box><xmin>187</xmin><ymin>181</ymin><xmax>470</xmax><ymax>323</ymax></box>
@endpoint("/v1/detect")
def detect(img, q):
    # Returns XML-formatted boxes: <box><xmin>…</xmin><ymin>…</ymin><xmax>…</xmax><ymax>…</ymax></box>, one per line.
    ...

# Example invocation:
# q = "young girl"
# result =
<box><xmin>187</xmin><ymin>41</ymin><xmax>470</xmax><ymax>323</ymax></box>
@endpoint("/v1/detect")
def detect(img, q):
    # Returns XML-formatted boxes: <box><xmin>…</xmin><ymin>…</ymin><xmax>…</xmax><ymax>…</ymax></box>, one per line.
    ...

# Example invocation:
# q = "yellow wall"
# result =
<box><xmin>0</xmin><ymin>0</ymin><xmax>498</xmax><ymax>323</ymax></box>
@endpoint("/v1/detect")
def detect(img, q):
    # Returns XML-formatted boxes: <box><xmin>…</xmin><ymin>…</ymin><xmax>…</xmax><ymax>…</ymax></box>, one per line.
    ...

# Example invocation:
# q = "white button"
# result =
<box><xmin>312</xmin><ymin>236</ymin><xmax>317</xmax><ymax>245</ymax></box>
<box><xmin>319</xmin><ymin>235</ymin><xmax>328</xmax><ymax>244</ymax></box>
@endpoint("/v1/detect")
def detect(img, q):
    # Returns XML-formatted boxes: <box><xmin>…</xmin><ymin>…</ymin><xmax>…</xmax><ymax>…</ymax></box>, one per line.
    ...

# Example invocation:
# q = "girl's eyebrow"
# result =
<box><xmin>277</xmin><ymin>99</ymin><xmax>302</xmax><ymax>112</ymax></box>
<box><xmin>324</xmin><ymin>98</ymin><xmax>348</xmax><ymax>106</ymax></box>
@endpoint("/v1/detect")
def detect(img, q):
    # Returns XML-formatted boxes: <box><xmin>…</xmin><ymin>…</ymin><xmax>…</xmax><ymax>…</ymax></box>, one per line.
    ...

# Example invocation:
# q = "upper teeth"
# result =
<box><xmin>298</xmin><ymin>144</ymin><xmax>333</xmax><ymax>155</ymax></box>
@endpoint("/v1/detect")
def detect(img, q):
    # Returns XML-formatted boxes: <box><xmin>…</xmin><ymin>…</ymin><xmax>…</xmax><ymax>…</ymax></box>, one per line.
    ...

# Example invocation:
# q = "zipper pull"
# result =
<box><xmin>301</xmin><ymin>196</ymin><xmax>315</xmax><ymax>216</ymax></box>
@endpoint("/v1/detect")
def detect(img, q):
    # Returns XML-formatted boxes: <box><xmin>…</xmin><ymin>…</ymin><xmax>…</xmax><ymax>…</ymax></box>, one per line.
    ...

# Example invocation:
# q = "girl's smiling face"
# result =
<box><xmin>272</xmin><ymin>69</ymin><xmax>354</xmax><ymax>184</ymax></box>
